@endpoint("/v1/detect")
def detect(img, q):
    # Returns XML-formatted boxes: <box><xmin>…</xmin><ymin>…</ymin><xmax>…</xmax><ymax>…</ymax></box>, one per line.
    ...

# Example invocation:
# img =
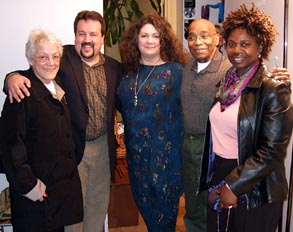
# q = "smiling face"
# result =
<box><xmin>137</xmin><ymin>23</ymin><xmax>161</xmax><ymax>62</ymax></box>
<box><xmin>187</xmin><ymin>19</ymin><xmax>219</xmax><ymax>63</ymax></box>
<box><xmin>226</xmin><ymin>28</ymin><xmax>261</xmax><ymax>75</ymax></box>
<box><xmin>29</xmin><ymin>40</ymin><xmax>60</xmax><ymax>84</ymax></box>
<box><xmin>74</xmin><ymin>19</ymin><xmax>104</xmax><ymax>65</ymax></box>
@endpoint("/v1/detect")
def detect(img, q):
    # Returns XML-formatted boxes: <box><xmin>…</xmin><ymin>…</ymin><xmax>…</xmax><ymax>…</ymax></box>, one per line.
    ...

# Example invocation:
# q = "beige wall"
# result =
<box><xmin>164</xmin><ymin>0</ymin><xmax>184</xmax><ymax>43</ymax></box>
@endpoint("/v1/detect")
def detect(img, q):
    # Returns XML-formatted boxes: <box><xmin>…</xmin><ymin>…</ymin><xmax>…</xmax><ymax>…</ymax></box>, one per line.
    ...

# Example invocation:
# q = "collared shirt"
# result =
<box><xmin>83</xmin><ymin>53</ymin><xmax>107</xmax><ymax>140</ymax></box>
<box><xmin>181</xmin><ymin>50</ymin><xmax>232</xmax><ymax>135</ymax></box>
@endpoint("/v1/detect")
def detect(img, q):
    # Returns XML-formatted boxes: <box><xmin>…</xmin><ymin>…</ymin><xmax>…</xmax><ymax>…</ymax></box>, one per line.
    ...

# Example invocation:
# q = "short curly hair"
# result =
<box><xmin>222</xmin><ymin>3</ymin><xmax>277</xmax><ymax>60</ymax></box>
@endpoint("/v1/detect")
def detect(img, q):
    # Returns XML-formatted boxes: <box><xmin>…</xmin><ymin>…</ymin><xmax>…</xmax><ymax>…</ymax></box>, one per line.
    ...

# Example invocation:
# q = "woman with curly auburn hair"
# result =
<box><xmin>198</xmin><ymin>3</ymin><xmax>293</xmax><ymax>232</ymax></box>
<box><xmin>119</xmin><ymin>13</ymin><xmax>187</xmax><ymax>75</ymax></box>
<box><xmin>117</xmin><ymin>13</ymin><xmax>186</xmax><ymax>231</ymax></box>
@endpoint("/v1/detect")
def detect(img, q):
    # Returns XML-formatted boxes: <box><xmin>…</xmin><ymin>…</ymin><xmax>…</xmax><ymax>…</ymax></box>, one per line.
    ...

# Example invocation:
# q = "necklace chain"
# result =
<box><xmin>134</xmin><ymin>65</ymin><xmax>157</xmax><ymax>107</ymax></box>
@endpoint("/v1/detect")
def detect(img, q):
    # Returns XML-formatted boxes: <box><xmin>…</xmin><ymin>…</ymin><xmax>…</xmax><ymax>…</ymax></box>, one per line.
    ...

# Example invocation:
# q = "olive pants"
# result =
<box><xmin>182</xmin><ymin>134</ymin><xmax>207</xmax><ymax>232</ymax></box>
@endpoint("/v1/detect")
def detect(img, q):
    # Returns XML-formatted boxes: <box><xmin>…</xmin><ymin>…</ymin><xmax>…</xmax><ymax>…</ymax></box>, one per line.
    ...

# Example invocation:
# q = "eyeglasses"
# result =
<box><xmin>34</xmin><ymin>54</ymin><xmax>60</xmax><ymax>64</ymax></box>
<box><xmin>187</xmin><ymin>32</ymin><xmax>217</xmax><ymax>42</ymax></box>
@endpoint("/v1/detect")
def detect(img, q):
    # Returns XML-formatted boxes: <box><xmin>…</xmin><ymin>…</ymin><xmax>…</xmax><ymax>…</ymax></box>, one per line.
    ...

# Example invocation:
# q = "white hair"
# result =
<box><xmin>25</xmin><ymin>29</ymin><xmax>63</xmax><ymax>61</ymax></box>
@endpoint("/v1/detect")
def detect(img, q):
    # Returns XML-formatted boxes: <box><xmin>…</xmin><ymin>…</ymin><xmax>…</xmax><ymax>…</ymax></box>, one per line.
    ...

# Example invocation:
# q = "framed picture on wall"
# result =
<box><xmin>184</xmin><ymin>0</ymin><xmax>196</xmax><ymax>18</ymax></box>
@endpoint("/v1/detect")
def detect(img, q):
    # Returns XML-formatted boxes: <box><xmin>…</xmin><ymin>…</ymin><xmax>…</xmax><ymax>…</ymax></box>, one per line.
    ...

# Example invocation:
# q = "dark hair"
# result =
<box><xmin>215</xmin><ymin>24</ymin><xmax>223</xmax><ymax>36</ymax></box>
<box><xmin>119</xmin><ymin>13</ymin><xmax>187</xmax><ymax>74</ymax></box>
<box><xmin>74</xmin><ymin>10</ymin><xmax>106</xmax><ymax>36</ymax></box>
<box><xmin>222</xmin><ymin>3</ymin><xmax>277</xmax><ymax>60</ymax></box>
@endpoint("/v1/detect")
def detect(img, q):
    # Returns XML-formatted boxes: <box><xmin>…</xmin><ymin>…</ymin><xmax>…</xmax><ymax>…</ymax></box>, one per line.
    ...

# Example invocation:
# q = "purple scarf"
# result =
<box><xmin>216</xmin><ymin>61</ymin><xmax>260</xmax><ymax>112</ymax></box>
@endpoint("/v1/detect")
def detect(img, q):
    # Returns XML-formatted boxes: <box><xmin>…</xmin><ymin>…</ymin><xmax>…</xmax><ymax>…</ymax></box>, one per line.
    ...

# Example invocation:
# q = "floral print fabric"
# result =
<box><xmin>117</xmin><ymin>62</ymin><xmax>183</xmax><ymax>231</ymax></box>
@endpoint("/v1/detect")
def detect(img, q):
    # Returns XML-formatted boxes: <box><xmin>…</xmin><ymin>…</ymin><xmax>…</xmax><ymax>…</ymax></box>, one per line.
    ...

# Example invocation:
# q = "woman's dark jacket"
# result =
<box><xmin>3</xmin><ymin>45</ymin><xmax>122</xmax><ymax>181</ymax></box>
<box><xmin>0</xmin><ymin>68</ymin><xmax>83</xmax><ymax>230</ymax></box>
<box><xmin>200</xmin><ymin>63</ymin><xmax>293</xmax><ymax>208</ymax></box>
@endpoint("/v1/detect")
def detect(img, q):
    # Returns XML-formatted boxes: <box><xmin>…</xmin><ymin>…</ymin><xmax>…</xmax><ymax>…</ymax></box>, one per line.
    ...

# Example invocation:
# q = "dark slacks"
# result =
<box><xmin>207</xmin><ymin>155</ymin><xmax>283</xmax><ymax>232</ymax></box>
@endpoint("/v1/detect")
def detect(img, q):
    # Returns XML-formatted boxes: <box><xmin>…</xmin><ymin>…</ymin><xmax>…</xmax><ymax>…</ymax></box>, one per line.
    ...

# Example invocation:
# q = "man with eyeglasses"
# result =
<box><xmin>180</xmin><ymin>18</ymin><xmax>291</xmax><ymax>232</ymax></box>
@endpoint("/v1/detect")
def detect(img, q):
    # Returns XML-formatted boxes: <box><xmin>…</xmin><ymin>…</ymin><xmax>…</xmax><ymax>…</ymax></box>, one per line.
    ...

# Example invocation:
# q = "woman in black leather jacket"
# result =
<box><xmin>200</xmin><ymin>4</ymin><xmax>293</xmax><ymax>232</ymax></box>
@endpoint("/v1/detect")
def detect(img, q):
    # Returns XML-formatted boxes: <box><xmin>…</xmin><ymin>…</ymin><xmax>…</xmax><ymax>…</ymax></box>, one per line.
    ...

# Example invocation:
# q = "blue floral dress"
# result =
<box><xmin>117</xmin><ymin>62</ymin><xmax>183</xmax><ymax>231</ymax></box>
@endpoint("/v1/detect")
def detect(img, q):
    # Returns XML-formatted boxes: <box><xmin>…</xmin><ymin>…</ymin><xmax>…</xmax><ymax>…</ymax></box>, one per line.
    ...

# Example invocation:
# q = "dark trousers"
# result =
<box><xmin>207</xmin><ymin>155</ymin><xmax>283</xmax><ymax>232</ymax></box>
<box><xmin>182</xmin><ymin>133</ymin><xmax>207</xmax><ymax>232</ymax></box>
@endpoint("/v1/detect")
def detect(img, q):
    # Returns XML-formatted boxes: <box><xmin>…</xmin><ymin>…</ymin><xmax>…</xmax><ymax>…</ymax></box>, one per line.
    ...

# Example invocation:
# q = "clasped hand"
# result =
<box><xmin>219</xmin><ymin>184</ymin><xmax>238</xmax><ymax>209</ymax></box>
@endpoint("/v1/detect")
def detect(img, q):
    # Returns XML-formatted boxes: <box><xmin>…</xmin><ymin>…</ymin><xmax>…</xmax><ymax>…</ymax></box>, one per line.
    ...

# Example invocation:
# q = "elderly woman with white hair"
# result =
<box><xmin>0</xmin><ymin>29</ymin><xmax>83</xmax><ymax>232</ymax></box>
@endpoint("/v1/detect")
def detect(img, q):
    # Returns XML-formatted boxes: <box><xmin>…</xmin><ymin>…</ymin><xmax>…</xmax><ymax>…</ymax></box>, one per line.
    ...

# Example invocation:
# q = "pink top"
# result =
<box><xmin>209</xmin><ymin>97</ymin><xmax>240</xmax><ymax>159</ymax></box>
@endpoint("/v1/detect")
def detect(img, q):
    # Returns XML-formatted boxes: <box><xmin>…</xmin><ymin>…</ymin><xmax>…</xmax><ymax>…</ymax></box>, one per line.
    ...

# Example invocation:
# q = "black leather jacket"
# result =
<box><xmin>200</xmin><ymin>63</ymin><xmax>293</xmax><ymax>208</ymax></box>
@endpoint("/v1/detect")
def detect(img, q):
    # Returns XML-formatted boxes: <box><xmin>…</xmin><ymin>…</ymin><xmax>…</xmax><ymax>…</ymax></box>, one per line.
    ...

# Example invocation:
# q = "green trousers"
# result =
<box><xmin>182</xmin><ymin>134</ymin><xmax>207</xmax><ymax>232</ymax></box>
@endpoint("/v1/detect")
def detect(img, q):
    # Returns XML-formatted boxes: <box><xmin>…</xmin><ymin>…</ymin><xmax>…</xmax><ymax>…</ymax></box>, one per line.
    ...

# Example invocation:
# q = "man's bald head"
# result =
<box><xmin>187</xmin><ymin>18</ymin><xmax>220</xmax><ymax>63</ymax></box>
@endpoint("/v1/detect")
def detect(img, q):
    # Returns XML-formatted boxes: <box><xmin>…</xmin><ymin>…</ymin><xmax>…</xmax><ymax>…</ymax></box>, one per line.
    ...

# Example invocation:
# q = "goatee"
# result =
<box><xmin>80</xmin><ymin>42</ymin><xmax>95</xmax><ymax>59</ymax></box>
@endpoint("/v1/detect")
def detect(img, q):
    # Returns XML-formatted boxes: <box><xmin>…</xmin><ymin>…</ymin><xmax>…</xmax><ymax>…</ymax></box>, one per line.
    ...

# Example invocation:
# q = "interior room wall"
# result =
<box><xmin>164</xmin><ymin>0</ymin><xmax>183</xmax><ymax>41</ymax></box>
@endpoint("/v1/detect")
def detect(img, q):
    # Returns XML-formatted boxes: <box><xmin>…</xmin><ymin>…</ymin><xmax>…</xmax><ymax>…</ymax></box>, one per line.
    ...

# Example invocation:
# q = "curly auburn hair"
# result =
<box><xmin>222</xmin><ymin>3</ymin><xmax>277</xmax><ymax>60</ymax></box>
<box><xmin>119</xmin><ymin>13</ymin><xmax>187</xmax><ymax>74</ymax></box>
